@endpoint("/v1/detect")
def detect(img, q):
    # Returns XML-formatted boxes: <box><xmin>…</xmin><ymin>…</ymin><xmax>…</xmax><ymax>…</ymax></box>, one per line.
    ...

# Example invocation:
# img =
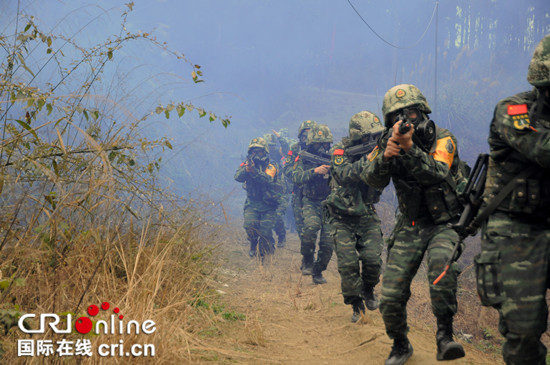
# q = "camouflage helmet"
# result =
<box><xmin>298</xmin><ymin>120</ymin><xmax>317</xmax><ymax>137</ymax></box>
<box><xmin>382</xmin><ymin>84</ymin><xmax>432</xmax><ymax>127</ymax></box>
<box><xmin>248</xmin><ymin>137</ymin><xmax>269</xmax><ymax>154</ymax></box>
<box><xmin>349</xmin><ymin>111</ymin><xmax>384</xmax><ymax>142</ymax></box>
<box><xmin>527</xmin><ymin>34</ymin><xmax>550</xmax><ymax>87</ymax></box>
<box><xmin>306</xmin><ymin>124</ymin><xmax>333</xmax><ymax>145</ymax></box>
<box><xmin>262</xmin><ymin>133</ymin><xmax>277</xmax><ymax>146</ymax></box>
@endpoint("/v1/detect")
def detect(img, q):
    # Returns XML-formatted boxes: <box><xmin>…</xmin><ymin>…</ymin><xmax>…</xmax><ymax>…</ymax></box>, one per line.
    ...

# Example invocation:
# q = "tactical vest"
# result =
<box><xmin>484</xmin><ymin>91</ymin><xmax>550</xmax><ymax>217</ymax></box>
<box><xmin>325</xmin><ymin>141</ymin><xmax>381</xmax><ymax>218</ymax></box>
<box><xmin>244</xmin><ymin>163</ymin><xmax>280</xmax><ymax>206</ymax></box>
<box><xmin>385</xmin><ymin>130</ymin><xmax>463</xmax><ymax>224</ymax></box>
<box><xmin>300</xmin><ymin>159</ymin><xmax>331</xmax><ymax>200</ymax></box>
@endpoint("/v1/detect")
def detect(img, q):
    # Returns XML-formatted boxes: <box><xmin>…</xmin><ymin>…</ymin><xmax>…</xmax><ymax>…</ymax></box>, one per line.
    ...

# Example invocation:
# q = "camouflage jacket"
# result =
<box><xmin>361</xmin><ymin>124</ymin><xmax>464</xmax><ymax>224</ymax></box>
<box><xmin>283</xmin><ymin>142</ymin><xmax>303</xmax><ymax>195</ymax></box>
<box><xmin>325</xmin><ymin>138</ymin><xmax>381</xmax><ymax>217</ymax></box>
<box><xmin>292</xmin><ymin>150</ymin><xmax>331</xmax><ymax>200</ymax></box>
<box><xmin>483</xmin><ymin>89</ymin><xmax>550</xmax><ymax>217</ymax></box>
<box><xmin>234</xmin><ymin>159</ymin><xmax>286</xmax><ymax>213</ymax></box>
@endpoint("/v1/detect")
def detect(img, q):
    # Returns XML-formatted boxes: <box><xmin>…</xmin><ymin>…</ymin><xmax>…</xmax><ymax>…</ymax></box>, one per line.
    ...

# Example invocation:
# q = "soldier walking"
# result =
<box><xmin>361</xmin><ymin>84</ymin><xmax>466</xmax><ymax>364</ymax></box>
<box><xmin>325</xmin><ymin>111</ymin><xmax>385</xmax><ymax>322</ymax></box>
<box><xmin>475</xmin><ymin>34</ymin><xmax>550</xmax><ymax>365</ymax></box>
<box><xmin>292</xmin><ymin>124</ymin><xmax>334</xmax><ymax>283</ymax></box>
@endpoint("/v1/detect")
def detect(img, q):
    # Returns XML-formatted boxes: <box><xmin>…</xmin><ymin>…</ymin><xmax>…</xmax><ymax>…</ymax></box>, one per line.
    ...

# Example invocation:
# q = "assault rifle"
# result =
<box><xmin>299</xmin><ymin>151</ymin><xmax>331</xmax><ymax>179</ymax></box>
<box><xmin>346</xmin><ymin>133</ymin><xmax>381</xmax><ymax>157</ymax></box>
<box><xmin>450</xmin><ymin>153</ymin><xmax>489</xmax><ymax>240</ymax></box>
<box><xmin>299</xmin><ymin>151</ymin><xmax>331</xmax><ymax>166</ymax></box>
<box><xmin>433</xmin><ymin>153</ymin><xmax>488</xmax><ymax>285</ymax></box>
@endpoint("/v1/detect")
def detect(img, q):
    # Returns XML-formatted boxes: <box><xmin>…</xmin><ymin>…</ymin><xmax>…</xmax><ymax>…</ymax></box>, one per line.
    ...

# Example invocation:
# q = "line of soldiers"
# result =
<box><xmin>234</xmin><ymin>34</ymin><xmax>550</xmax><ymax>365</ymax></box>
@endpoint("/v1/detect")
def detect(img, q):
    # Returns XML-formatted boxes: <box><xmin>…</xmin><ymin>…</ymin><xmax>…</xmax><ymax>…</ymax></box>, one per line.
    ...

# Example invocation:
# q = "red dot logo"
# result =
<box><xmin>87</xmin><ymin>305</ymin><xmax>99</xmax><ymax>316</ymax></box>
<box><xmin>101</xmin><ymin>302</ymin><xmax>110</xmax><ymax>310</ymax></box>
<box><xmin>114</xmin><ymin>307</ymin><xmax>120</xmax><ymax>314</ymax></box>
<box><xmin>75</xmin><ymin>317</ymin><xmax>93</xmax><ymax>334</ymax></box>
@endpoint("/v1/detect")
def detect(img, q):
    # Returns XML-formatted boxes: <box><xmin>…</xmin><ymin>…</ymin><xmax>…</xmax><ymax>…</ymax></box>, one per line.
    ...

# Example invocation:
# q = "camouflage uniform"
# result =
<box><xmin>292</xmin><ymin>124</ymin><xmax>334</xmax><ymax>279</ymax></box>
<box><xmin>325</xmin><ymin>111</ymin><xmax>385</xmax><ymax>322</ymax></box>
<box><xmin>264</xmin><ymin>133</ymin><xmax>288</xmax><ymax>247</ymax></box>
<box><xmin>361</xmin><ymin>84</ymin><xmax>466</xmax><ymax>363</ymax></box>
<box><xmin>283</xmin><ymin>120</ymin><xmax>317</xmax><ymax>246</ymax></box>
<box><xmin>235</xmin><ymin>137</ymin><xmax>285</xmax><ymax>258</ymax></box>
<box><xmin>476</xmin><ymin>35</ymin><xmax>550</xmax><ymax>365</ymax></box>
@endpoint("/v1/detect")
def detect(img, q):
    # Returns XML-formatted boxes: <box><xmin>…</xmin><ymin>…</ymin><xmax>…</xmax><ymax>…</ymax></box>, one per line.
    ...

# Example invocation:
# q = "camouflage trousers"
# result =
<box><xmin>273</xmin><ymin>195</ymin><xmax>288</xmax><ymax>243</ymax></box>
<box><xmin>291</xmin><ymin>191</ymin><xmax>305</xmax><ymax>239</ymax></box>
<box><xmin>476</xmin><ymin>212</ymin><xmax>550</xmax><ymax>365</ymax></box>
<box><xmin>380</xmin><ymin>217</ymin><xmax>460</xmax><ymax>339</ymax></box>
<box><xmin>301</xmin><ymin>197</ymin><xmax>333</xmax><ymax>271</ymax></box>
<box><xmin>243</xmin><ymin>205</ymin><xmax>276</xmax><ymax>257</ymax></box>
<box><xmin>328</xmin><ymin>211</ymin><xmax>384</xmax><ymax>305</ymax></box>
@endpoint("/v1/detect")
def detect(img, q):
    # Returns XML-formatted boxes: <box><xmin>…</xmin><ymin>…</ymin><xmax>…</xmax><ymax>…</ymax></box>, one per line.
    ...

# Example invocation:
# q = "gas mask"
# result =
<box><xmin>308</xmin><ymin>142</ymin><xmax>331</xmax><ymax>155</ymax></box>
<box><xmin>392</xmin><ymin>107</ymin><xmax>436</xmax><ymax>151</ymax></box>
<box><xmin>248</xmin><ymin>148</ymin><xmax>268</xmax><ymax>166</ymax></box>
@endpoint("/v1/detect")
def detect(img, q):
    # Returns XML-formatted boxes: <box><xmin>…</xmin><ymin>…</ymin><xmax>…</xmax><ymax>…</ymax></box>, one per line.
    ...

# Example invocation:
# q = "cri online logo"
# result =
<box><xmin>18</xmin><ymin>302</ymin><xmax>156</xmax><ymax>335</ymax></box>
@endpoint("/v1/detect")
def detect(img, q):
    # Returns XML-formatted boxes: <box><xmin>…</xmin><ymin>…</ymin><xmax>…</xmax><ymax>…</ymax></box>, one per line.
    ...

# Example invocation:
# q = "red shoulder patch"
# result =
<box><xmin>240</xmin><ymin>162</ymin><xmax>245</xmax><ymax>167</ymax></box>
<box><xmin>294</xmin><ymin>156</ymin><xmax>300</xmax><ymax>162</ymax></box>
<box><xmin>287</xmin><ymin>150</ymin><xmax>293</xmax><ymax>156</ymax></box>
<box><xmin>507</xmin><ymin>104</ymin><xmax>528</xmax><ymax>116</ymax></box>
<box><xmin>333</xmin><ymin>149</ymin><xmax>344</xmax><ymax>156</ymax></box>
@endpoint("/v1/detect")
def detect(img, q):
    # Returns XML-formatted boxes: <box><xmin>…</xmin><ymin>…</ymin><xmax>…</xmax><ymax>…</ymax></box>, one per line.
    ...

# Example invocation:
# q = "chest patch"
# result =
<box><xmin>265</xmin><ymin>164</ymin><xmax>277</xmax><ymax>178</ymax></box>
<box><xmin>334</xmin><ymin>156</ymin><xmax>344</xmax><ymax>165</ymax></box>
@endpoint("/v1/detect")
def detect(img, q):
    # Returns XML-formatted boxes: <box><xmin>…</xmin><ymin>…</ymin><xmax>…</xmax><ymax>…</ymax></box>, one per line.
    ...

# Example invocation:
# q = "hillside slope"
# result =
<box><xmin>199</xmin><ymin>232</ymin><xmax>504</xmax><ymax>364</ymax></box>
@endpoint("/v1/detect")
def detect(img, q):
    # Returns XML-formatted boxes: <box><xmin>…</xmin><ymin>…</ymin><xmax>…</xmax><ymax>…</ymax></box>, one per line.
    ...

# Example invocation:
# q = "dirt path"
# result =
<box><xmin>210</xmin><ymin>232</ymin><xmax>503</xmax><ymax>365</ymax></box>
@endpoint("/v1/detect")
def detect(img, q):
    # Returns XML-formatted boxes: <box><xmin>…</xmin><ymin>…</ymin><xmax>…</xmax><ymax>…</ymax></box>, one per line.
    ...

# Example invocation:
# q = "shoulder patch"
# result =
<box><xmin>368</xmin><ymin>146</ymin><xmax>379</xmax><ymax>161</ymax></box>
<box><xmin>431</xmin><ymin>136</ymin><xmax>455</xmax><ymax>169</ymax></box>
<box><xmin>512</xmin><ymin>114</ymin><xmax>531</xmax><ymax>130</ymax></box>
<box><xmin>265</xmin><ymin>164</ymin><xmax>277</xmax><ymax>178</ymax></box>
<box><xmin>295</xmin><ymin>156</ymin><xmax>300</xmax><ymax>162</ymax></box>
<box><xmin>507</xmin><ymin>104</ymin><xmax>528</xmax><ymax>116</ymax></box>
<box><xmin>240</xmin><ymin>162</ymin><xmax>245</xmax><ymax>167</ymax></box>
<box><xmin>333</xmin><ymin>155</ymin><xmax>344</xmax><ymax>165</ymax></box>
<box><xmin>333</xmin><ymin>149</ymin><xmax>344</xmax><ymax>156</ymax></box>
<box><xmin>287</xmin><ymin>150</ymin><xmax>293</xmax><ymax>156</ymax></box>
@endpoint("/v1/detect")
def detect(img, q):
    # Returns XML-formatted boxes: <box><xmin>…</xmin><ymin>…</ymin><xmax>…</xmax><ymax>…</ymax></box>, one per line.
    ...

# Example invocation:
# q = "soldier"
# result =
<box><xmin>361</xmin><ymin>84</ymin><xmax>466</xmax><ymax>364</ymax></box>
<box><xmin>293</xmin><ymin>124</ymin><xmax>334</xmax><ymax>284</ymax></box>
<box><xmin>283</xmin><ymin>120</ymin><xmax>317</xmax><ymax>274</ymax></box>
<box><xmin>234</xmin><ymin>137</ymin><xmax>285</xmax><ymax>259</ymax></box>
<box><xmin>325</xmin><ymin>111</ymin><xmax>385</xmax><ymax>322</ymax></box>
<box><xmin>475</xmin><ymin>34</ymin><xmax>550</xmax><ymax>365</ymax></box>
<box><xmin>264</xmin><ymin>133</ymin><xmax>288</xmax><ymax>248</ymax></box>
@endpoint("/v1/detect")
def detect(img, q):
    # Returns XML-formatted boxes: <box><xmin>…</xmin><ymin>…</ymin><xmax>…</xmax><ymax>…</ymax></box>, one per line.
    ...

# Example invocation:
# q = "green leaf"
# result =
<box><xmin>222</xmin><ymin>118</ymin><xmax>231</xmax><ymax>128</ymax></box>
<box><xmin>46</xmin><ymin>48</ymin><xmax>52</xmax><ymax>54</ymax></box>
<box><xmin>37</xmin><ymin>98</ymin><xmax>45</xmax><ymax>111</ymax></box>
<box><xmin>52</xmin><ymin>160</ymin><xmax>59</xmax><ymax>176</ymax></box>
<box><xmin>209</xmin><ymin>113</ymin><xmax>215</xmax><ymax>122</ymax></box>
<box><xmin>24</xmin><ymin>23</ymin><xmax>31</xmax><ymax>32</ymax></box>
<box><xmin>92</xmin><ymin>110</ymin><xmax>99</xmax><ymax>120</ymax></box>
<box><xmin>15</xmin><ymin>120</ymin><xmax>39</xmax><ymax>141</ymax></box>
<box><xmin>47</xmin><ymin>37</ymin><xmax>52</xmax><ymax>47</ymax></box>
<box><xmin>83</xmin><ymin>109</ymin><xmax>88</xmax><ymax>121</ymax></box>
<box><xmin>164</xmin><ymin>110</ymin><xmax>170</xmax><ymax>119</ymax></box>
<box><xmin>155</xmin><ymin>106</ymin><xmax>163</xmax><ymax>114</ymax></box>
<box><xmin>46</xmin><ymin>103</ymin><xmax>53</xmax><ymax>115</ymax></box>
<box><xmin>165</xmin><ymin>140</ymin><xmax>173</xmax><ymax>149</ymax></box>
<box><xmin>107</xmin><ymin>49</ymin><xmax>113</xmax><ymax>60</ymax></box>
<box><xmin>176</xmin><ymin>105</ymin><xmax>185</xmax><ymax>117</ymax></box>
<box><xmin>198</xmin><ymin>109</ymin><xmax>206</xmax><ymax>118</ymax></box>
<box><xmin>166</xmin><ymin>103</ymin><xmax>175</xmax><ymax>112</ymax></box>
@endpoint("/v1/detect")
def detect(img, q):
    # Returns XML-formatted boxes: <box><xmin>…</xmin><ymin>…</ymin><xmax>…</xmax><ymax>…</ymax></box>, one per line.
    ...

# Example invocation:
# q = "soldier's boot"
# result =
<box><xmin>436</xmin><ymin>317</ymin><xmax>465</xmax><ymax>361</ymax></box>
<box><xmin>385</xmin><ymin>336</ymin><xmax>413</xmax><ymax>365</ymax></box>
<box><xmin>350</xmin><ymin>299</ymin><xmax>365</xmax><ymax>323</ymax></box>
<box><xmin>301</xmin><ymin>255</ymin><xmax>314</xmax><ymax>276</ymax></box>
<box><xmin>363</xmin><ymin>286</ymin><xmax>379</xmax><ymax>311</ymax></box>
<box><xmin>312</xmin><ymin>265</ymin><xmax>327</xmax><ymax>285</ymax></box>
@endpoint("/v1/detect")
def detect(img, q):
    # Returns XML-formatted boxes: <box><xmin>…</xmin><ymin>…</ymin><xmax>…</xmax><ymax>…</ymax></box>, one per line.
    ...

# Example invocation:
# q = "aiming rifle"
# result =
<box><xmin>433</xmin><ymin>153</ymin><xmax>489</xmax><ymax>285</ymax></box>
